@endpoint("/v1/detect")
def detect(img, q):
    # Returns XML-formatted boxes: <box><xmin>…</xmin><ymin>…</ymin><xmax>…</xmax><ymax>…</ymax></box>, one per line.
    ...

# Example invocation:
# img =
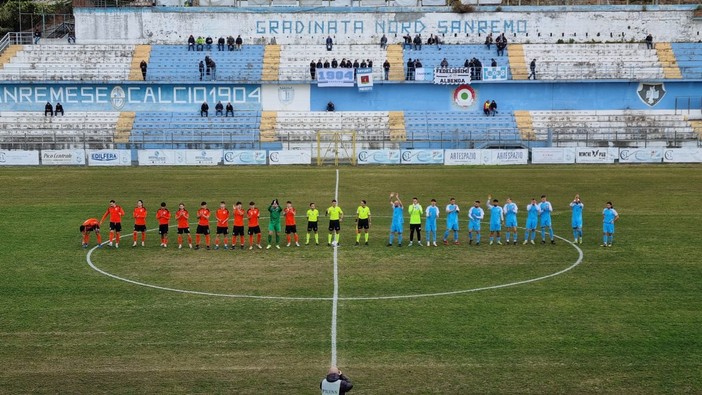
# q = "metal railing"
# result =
<box><xmin>0</xmin><ymin>32</ymin><xmax>33</xmax><ymax>56</ymax></box>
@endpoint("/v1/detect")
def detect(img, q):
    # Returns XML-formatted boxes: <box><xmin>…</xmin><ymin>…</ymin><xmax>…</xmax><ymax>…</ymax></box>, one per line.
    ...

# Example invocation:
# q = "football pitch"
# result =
<box><xmin>0</xmin><ymin>165</ymin><xmax>700</xmax><ymax>394</ymax></box>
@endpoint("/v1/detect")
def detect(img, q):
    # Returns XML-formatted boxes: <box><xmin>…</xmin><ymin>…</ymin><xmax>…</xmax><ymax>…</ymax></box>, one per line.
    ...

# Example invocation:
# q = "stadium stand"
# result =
<box><xmin>265</xmin><ymin>111</ymin><xmax>392</xmax><ymax>145</ymax></box>
<box><xmin>0</xmin><ymin>111</ymin><xmax>120</xmax><ymax>149</ymax></box>
<box><xmin>0</xmin><ymin>45</ymin><xmax>134</xmax><ymax>81</ymax></box>
<box><xmin>403</xmin><ymin>111</ymin><xmax>521</xmax><ymax>149</ymax></box>
<box><xmin>403</xmin><ymin>44</ymin><xmax>510</xmax><ymax>80</ymax></box>
<box><xmin>671</xmin><ymin>42</ymin><xmax>702</xmax><ymax>79</ymax></box>
<box><xmin>145</xmin><ymin>45</ymin><xmax>265</xmax><ymax>82</ymax></box>
<box><xmin>278</xmin><ymin>44</ymin><xmax>388</xmax><ymax>81</ymax></box>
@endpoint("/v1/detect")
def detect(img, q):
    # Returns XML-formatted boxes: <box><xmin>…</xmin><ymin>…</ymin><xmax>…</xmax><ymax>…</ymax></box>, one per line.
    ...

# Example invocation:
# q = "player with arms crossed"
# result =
<box><xmin>214</xmin><ymin>201</ymin><xmax>230</xmax><ymax>250</ymax></box>
<box><xmin>284</xmin><ymin>201</ymin><xmax>300</xmax><ymax>247</ymax></box>
<box><xmin>601</xmin><ymin>201</ymin><xmax>619</xmax><ymax>247</ymax></box>
<box><xmin>442</xmin><ymin>197</ymin><xmax>460</xmax><ymax>245</ymax></box>
<box><xmin>539</xmin><ymin>195</ymin><xmax>555</xmax><ymax>245</ymax></box>
<box><xmin>195</xmin><ymin>201</ymin><xmax>211</xmax><ymax>250</ymax></box>
<box><xmin>487</xmin><ymin>196</ymin><xmax>504</xmax><ymax>245</ymax></box>
<box><xmin>132</xmin><ymin>200</ymin><xmax>147</xmax><ymax>247</ymax></box>
<box><xmin>232</xmin><ymin>201</ymin><xmax>246</xmax><ymax>249</ymax></box>
<box><xmin>175</xmin><ymin>202</ymin><xmax>193</xmax><ymax>249</ymax></box>
<box><xmin>80</xmin><ymin>218</ymin><xmax>102</xmax><ymax>248</ymax></box>
<box><xmin>156</xmin><ymin>202</ymin><xmax>171</xmax><ymax>248</ymax></box>
<box><xmin>425</xmin><ymin>199</ymin><xmax>440</xmax><ymax>247</ymax></box>
<box><xmin>407</xmin><ymin>197</ymin><xmax>423</xmax><ymax>247</ymax></box>
<box><xmin>503</xmin><ymin>197</ymin><xmax>519</xmax><ymax>245</ymax></box>
<box><xmin>306</xmin><ymin>203</ymin><xmax>320</xmax><ymax>246</ymax></box>
<box><xmin>387</xmin><ymin>193</ymin><xmax>404</xmax><ymax>247</ymax></box>
<box><xmin>247</xmin><ymin>201</ymin><xmax>262</xmax><ymax>249</ymax></box>
<box><xmin>467</xmin><ymin>200</ymin><xmax>484</xmax><ymax>245</ymax></box>
<box><xmin>326</xmin><ymin>199</ymin><xmax>344</xmax><ymax>246</ymax></box>
<box><xmin>570</xmin><ymin>194</ymin><xmax>584</xmax><ymax>244</ymax></box>
<box><xmin>100</xmin><ymin>199</ymin><xmax>125</xmax><ymax>248</ymax></box>
<box><xmin>355</xmin><ymin>200</ymin><xmax>371</xmax><ymax>246</ymax></box>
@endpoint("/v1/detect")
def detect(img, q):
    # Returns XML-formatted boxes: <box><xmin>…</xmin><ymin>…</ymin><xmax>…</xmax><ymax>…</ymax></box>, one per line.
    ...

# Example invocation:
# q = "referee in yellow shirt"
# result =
<box><xmin>326</xmin><ymin>199</ymin><xmax>344</xmax><ymax>246</ymax></box>
<box><xmin>355</xmin><ymin>200</ymin><xmax>371</xmax><ymax>246</ymax></box>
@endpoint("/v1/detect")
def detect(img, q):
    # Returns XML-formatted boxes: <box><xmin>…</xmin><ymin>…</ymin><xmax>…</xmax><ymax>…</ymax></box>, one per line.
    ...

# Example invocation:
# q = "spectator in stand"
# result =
<box><xmin>489</xmin><ymin>100</ymin><xmax>497</xmax><ymax>116</ymax></box>
<box><xmin>331</xmin><ymin>58</ymin><xmax>338</xmax><ymax>68</ymax></box>
<box><xmin>44</xmin><ymin>102</ymin><xmax>53</xmax><ymax>117</ymax></box>
<box><xmin>198</xmin><ymin>60</ymin><xmax>204</xmax><ymax>80</ymax></box>
<box><xmin>529</xmin><ymin>58</ymin><xmax>537</xmax><ymax>80</ymax></box>
<box><xmin>485</xmin><ymin>33</ymin><xmax>493</xmax><ymax>50</ymax></box>
<box><xmin>360</xmin><ymin>59</ymin><xmax>367</xmax><ymax>68</ymax></box>
<box><xmin>188</xmin><ymin>35</ymin><xmax>196</xmax><ymax>51</ymax></box>
<box><xmin>215</xmin><ymin>101</ymin><xmax>224</xmax><ymax>116</ymax></box>
<box><xmin>196</xmin><ymin>36</ymin><xmax>205</xmax><ymax>51</ymax></box>
<box><xmin>440</xmin><ymin>58</ymin><xmax>449</xmax><ymax>68</ymax></box>
<box><xmin>225</xmin><ymin>102</ymin><xmax>234</xmax><ymax>117</ymax></box>
<box><xmin>210</xmin><ymin>59</ymin><xmax>217</xmax><ymax>80</ymax></box>
<box><xmin>383</xmin><ymin>59</ymin><xmax>390</xmax><ymax>80</ymax></box>
<box><xmin>54</xmin><ymin>102</ymin><xmax>64</xmax><ymax>116</ymax></box>
<box><xmin>367</xmin><ymin>59</ymin><xmax>373</xmax><ymax>68</ymax></box>
<box><xmin>352</xmin><ymin>59</ymin><xmax>360</xmax><ymax>69</ymax></box>
<box><xmin>427</xmin><ymin>34</ymin><xmax>435</xmax><ymax>45</ymax></box>
<box><xmin>491</xmin><ymin>58</ymin><xmax>497</xmax><ymax>67</ymax></box>
<box><xmin>496</xmin><ymin>33</ymin><xmax>507</xmax><ymax>56</ymax></box>
<box><xmin>34</xmin><ymin>29</ymin><xmax>41</xmax><ymax>45</ymax></box>
<box><xmin>217</xmin><ymin>36</ymin><xmax>225</xmax><ymax>51</ymax></box>
<box><xmin>403</xmin><ymin>34</ymin><xmax>412</xmax><ymax>50</ymax></box>
<box><xmin>205</xmin><ymin>36</ymin><xmax>213</xmax><ymax>51</ymax></box>
<box><xmin>227</xmin><ymin>36</ymin><xmax>235</xmax><ymax>51</ymax></box>
<box><xmin>140</xmin><ymin>60</ymin><xmax>148</xmax><ymax>80</ymax></box>
<box><xmin>413</xmin><ymin>34</ymin><xmax>422</xmax><ymax>51</ymax></box>
<box><xmin>435</xmin><ymin>35</ymin><xmax>443</xmax><ymax>50</ymax></box>
<box><xmin>326</xmin><ymin>101</ymin><xmax>335</xmax><ymax>112</ymax></box>
<box><xmin>67</xmin><ymin>32</ymin><xmax>76</xmax><ymax>44</ymax></box>
<box><xmin>316</xmin><ymin>59</ymin><xmax>323</xmax><ymax>69</ymax></box>
<box><xmin>326</xmin><ymin>35</ymin><xmax>333</xmax><ymax>51</ymax></box>
<box><xmin>380</xmin><ymin>34</ymin><xmax>387</xmax><ymax>50</ymax></box>
<box><xmin>235</xmin><ymin>35</ymin><xmax>243</xmax><ymax>50</ymax></box>
<box><xmin>205</xmin><ymin>56</ymin><xmax>211</xmax><ymax>78</ymax></box>
<box><xmin>483</xmin><ymin>100</ymin><xmax>491</xmax><ymax>116</ymax></box>
<box><xmin>310</xmin><ymin>60</ymin><xmax>316</xmax><ymax>79</ymax></box>
<box><xmin>200</xmin><ymin>101</ymin><xmax>209</xmax><ymax>117</ymax></box>
<box><xmin>406</xmin><ymin>58</ymin><xmax>414</xmax><ymax>80</ymax></box>
<box><xmin>414</xmin><ymin>59</ymin><xmax>423</xmax><ymax>68</ymax></box>
<box><xmin>323</xmin><ymin>59</ymin><xmax>330</xmax><ymax>68</ymax></box>
<box><xmin>645</xmin><ymin>33</ymin><xmax>653</xmax><ymax>49</ymax></box>
<box><xmin>474</xmin><ymin>58</ymin><xmax>483</xmax><ymax>80</ymax></box>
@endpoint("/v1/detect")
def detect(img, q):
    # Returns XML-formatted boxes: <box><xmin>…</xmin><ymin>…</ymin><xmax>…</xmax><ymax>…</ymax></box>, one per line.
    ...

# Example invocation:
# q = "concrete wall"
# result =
<box><xmin>75</xmin><ymin>7</ymin><xmax>702</xmax><ymax>45</ymax></box>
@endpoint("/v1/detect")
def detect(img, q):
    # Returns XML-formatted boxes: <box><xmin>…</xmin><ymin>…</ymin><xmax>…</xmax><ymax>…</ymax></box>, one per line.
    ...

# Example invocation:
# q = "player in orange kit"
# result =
<box><xmin>232</xmin><ymin>201</ymin><xmax>246</xmax><ymax>250</ymax></box>
<box><xmin>195</xmin><ymin>201</ymin><xmax>211</xmax><ymax>250</ymax></box>
<box><xmin>80</xmin><ymin>218</ymin><xmax>102</xmax><ymax>248</ymax></box>
<box><xmin>156</xmin><ymin>202</ymin><xmax>171</xmax><ymax>248</ymax></box>
<box><xmin>247</xmin><ymin>201</ymin><xmax>262</xmax><ymax>250</ymax></box>
<box><xmin>175</xmin><ymin>202</ymin><xmax>193</xmax><ymax>249</ymax></box>
<box><xmin>284</xmin><ymin>201</ymin><xmax>300</xmax><ymax>247</ymax></box>
<box><xmin>132</xmin><ymin>200</ymin><xmax>147</xmax><ymax>247</ymax></box>
<box><xmin>214</xmin><ymin>201</ymin><xmax>230</xmax><ymax>250</ymax></box>
<box><xmin>100</xmin><ymin>199</ymin><xmax>125</xmax><ymax>248</ymax></box>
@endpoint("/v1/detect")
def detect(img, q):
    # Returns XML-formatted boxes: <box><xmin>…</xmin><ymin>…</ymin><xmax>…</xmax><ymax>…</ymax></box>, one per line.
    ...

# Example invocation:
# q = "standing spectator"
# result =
<box><xmin>67</xmin><ymin>32</ymin><xmax>76</xmax><ymax>44</ymax></box>
<box><xmin>44</xmin><ymin>102</ymin><xmax>53</xmax><ymax>117</ymax></box>
<box><xmin>235</xmin><ymin>35</ymin><xmax>243</xmax><ymax>50</ymax></box>
<box><xmin>217</xmin><ymin>36</ymin><xmax>225</xmax><ymax>51</ymax></box>
<box><xmin>406</xmin><ymin>58</ymin><xmax>414</xmax><ymax>80</ymax></box>
<box><xmin>528</xmin><ymin>58</ymin><xmax>537</xmax><ymax>80</ymax></box>
<box><xmin>140</xmin><ymin>60</ymin><xmax>148</xmax><ymax>80</ymax></box>
<box><xmin>485</xmin><ymin>33</ymin><xmax>493</xmax><ymax>50</ymax></box>
<box><xmin>326</xmin><ymin>101</ymin><xmax>335</xmax><ymax>112</ymax></box>
<box><xmin>489</xmin><ymin>100</ymin><xmax>497</xmax><ymax>116</ymax></box>
<box><xmin>316</xmin><ymin>59</ymin><xmax>323</xmax><ymax>69</ymax></box>
<box><xmin>427</xmin><ymin>34</ymin><xmax>435</xmax><ymax>45</ymax></box>
<box><xmin>326</xmin><ymin>35</ymin><xmax>333</xmax><ymax>51</ymax></box>
<box><xmin>403</xmin><ymin>34</ymin><xmax>412</xmax><ymax>50</ymax></box>
<box><xmin>368</xmin><ymin>59</ymin><xmax>373</xmax><ymax>68</ymax></box>
<box><xmin>198</xmin><ymin>60</ymin><xmax>204</xmax><ymax>80</ymax></box>
<box><xmin>324</xmin><ymin>59</ymin><xmax>330</xmax><ymax>68</ymax></box>
<box><xmin>413</xmin><ymin>34</ymin><xmax>422</xmax><ymax>51</ymax></box>
<box><xmin>383</xmin><ymin>59</ymin><xmax>390</xmax><ymax>80</ymax></box>
<box><xmin>225</xmin><ymin>102</ymin><xmax>234</xmax><ymax>117</ymax></box>
<box><xmin>210</xmin><ymin>59</ymin><xmax>217</xmax><ymax>80</ymax></box>
<box><xmin>310</xmin><ymin>60</ymin><xmax>316</xmax><ymax>80</ymax></box>
<box><xmin>440</xmin><ymin>58</ymin><xmax>449</xmax><ymax>68</ymax></box>
<box><xmin>54</xmin><ymin>102</ymin><xmax>64</xmax><ymax>116</ymax></box>
<box><xmin>474</xmin><ymin>58</ymin><xmax>483</xmax><ymax>80</ymax></box>
<box><xmin>205</xmin><ymin>36</ymin><xmax>213</xmax><ymax>51</ymax></box>
<box><xmin>227</xmin><ymin>35</ymin><xmax>235</xmax><ymax>51</ymax></box>
<box><xmin>200</xmin><ymin>101</ymin><xmax>209</xmax><ymax>117</ymax></box>
<box><xmin>645</xmin><ymin>33</ymin><xmax>654</xmax><ymax>50</ymax></box>
<box><xmin>215</xmin><ymin>101</ymin><xmax>224</xmax><ymax>116</ymax></box>
<box><xmin>188</xmin><ymin>35</ymin><xmax>195</xmax><ymax>51</ymax></box>
<box><xmin>196</xmin><ymin>36</ymin><xmax>205</xmax><ymax>51</ymax></box>
<box><xmin>205</xmin><ymin>56</ymin><xmax>211</xmax><ymax>78</ymax></box>
<box><xmin>320</xmin><ymin>367</ymin><xmax>353</xmax><ymax>395</ymax></box>
<box><xmin>34</xmin><ymin>29</ymin><xmax>41</xmax><ymax>44</ymax></box>
<box><xmin>331</xmin><ymin>58</ymin><xmax>338</xmax><ymax>68</ymax></box>
<box><xmin>380</xmin><ymin>34</ymin><xmax>387</xmax><ymax>50</ymax></box>
<box><xmin>491</xmin><ymin>58</ymin><xmax>497</xmax><ymax>67</ymax></box>
<box><xmin>360</xmin><ymin>59</ymin><xmax>367</xmax><ymax>68</ymax></box>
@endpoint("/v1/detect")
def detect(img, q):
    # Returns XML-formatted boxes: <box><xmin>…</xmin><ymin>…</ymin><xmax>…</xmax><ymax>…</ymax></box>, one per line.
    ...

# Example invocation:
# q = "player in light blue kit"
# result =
<box><xmin>539</xmin><ymin>195</ymin><xmax>555</xmax><ymax>245</ymax></box>
<box><xmin>570</xmin><ymin>194</ymin><xmax>584</xmax><ymax>244</ymax></box>
<box><xmin>503</xmin><ymin>197</ymin><xmax>519</xmax><ymax>245</ymax></box>
<box><xmin>523</xmin><ymin>198</ymin><xmax>541</xmax><ymax>245</ymax></box>
<box><xmin>467</xmin><ymin>200</ymin><xmax>484</xmax><ymax>246</ymax></box>
<box><xmin>601</xmin><ymin>201</ymin><xmax>619</xmax><ymax>247</ymax></box>
<box><xmin>442</xmin><ymin>197</ymin><xmax>460</xmax><ymax>245</ymax></box>
<box><xmin>387</xmin><ymin>192</ymin><xmax>404</xmax><ymax>247</ymax></box>
<box><xmin>486</xmin><ymin>196</ymin><xmax>504</xmax><ymax>245</ymax></box>
<box><xmin>425</xmin><ymin>199</ymin><xmax>440</xmax><ymax>247</ymax></box>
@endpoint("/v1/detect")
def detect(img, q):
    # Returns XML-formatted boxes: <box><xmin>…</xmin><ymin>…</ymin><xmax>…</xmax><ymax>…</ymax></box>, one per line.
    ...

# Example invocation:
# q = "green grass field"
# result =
<box><xmin>0</xmin><ymin>165</ymin><xmax>700</xmax><ymax>394</ymax></box>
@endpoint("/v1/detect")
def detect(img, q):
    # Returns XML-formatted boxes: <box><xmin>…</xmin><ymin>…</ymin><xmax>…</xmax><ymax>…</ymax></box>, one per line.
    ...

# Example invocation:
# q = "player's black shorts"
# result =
<box><xmin>329</xmin><ymin>220</ymin><xmax>341</xmax><ymax>231</ymax></box>
<box><xmin>248</xmin><ymin>226</ymin><xmax>261</xmax><ymax>235</ymax></box>
<box><xmin>357</xmin><ymin>218</ymin><xmax>369</xmax><ymax>229</ymax></box>
<box><xmin>196</xmin><ymin>225</ymin><xmax>210</xmax><ymax>235</ymax></box>
<box><xmin>410</xmin><ymin>223</ymin><xmax>422</xmax><ymax>232</ymax></box>
<box><xmin>233</xmin><ymin>225</ymin><xmax>245</xmax><ymax>236</ymax></box>
<box><xmin>285</xmin><ymin>225</ymin><xmax>297</xmax><ymax>234</ymax></box>
<box><xmin>109</xmin><ymin>222</ymin><xmax>122</xmax><ymax>232</ymax></box>
<box><xmin>85</xmin><ymin>225</ymin><xmax>100</xmax><ymax>232</ymax></box>
<box><xmin>307</xmin><ymin>221</ymin><xmax>318</xmax><ymax>232</ymax></box>
<box><xmin>134</xmin><ymin>224</ymin><xmax>147</xmax><ymax>232</ymax></box>
<box><xmin>159</xmin><ymin>224</ymin><xmax>169</xmax><ymax>235</ymax></box>
<box><xmin>216</xmin><ymin>226</ymin><xmax>229</xmax><ymax>235</ymax></box>
<box><xmin>177</xmin><ymin>227</ymin><xmax>190</xmax><ymax>234</ymax></box>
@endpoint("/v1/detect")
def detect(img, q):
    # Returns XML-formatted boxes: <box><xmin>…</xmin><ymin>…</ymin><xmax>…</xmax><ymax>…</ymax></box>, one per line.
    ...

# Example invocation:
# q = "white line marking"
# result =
<box><xmin>331</xmin><ymin>168</ymin><xmax>340</xmax><ymax>367</ymax></box>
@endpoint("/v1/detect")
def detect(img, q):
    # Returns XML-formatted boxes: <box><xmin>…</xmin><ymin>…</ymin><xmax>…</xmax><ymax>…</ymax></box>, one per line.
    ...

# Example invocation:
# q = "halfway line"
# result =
<box><xmin>330</xmin><ymin>169</ymin><xmax>340</xmax><ymax>367</ymax></box>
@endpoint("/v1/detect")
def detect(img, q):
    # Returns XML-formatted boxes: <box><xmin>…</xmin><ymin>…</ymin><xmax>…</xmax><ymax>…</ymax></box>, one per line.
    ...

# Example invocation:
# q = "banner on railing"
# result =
<box><xmin>401</xmin><ymin>149</ymin><xmax>444</xmax><ymax>164</ymax></box>
<box><xmin>42</xmin><ymin>149</ymin><xmax>85</xmax><ymax>165</ymax></box>
<box><xmin>356</xmin><ymin>67</ymin><xmax>373</xmax><ymax>92</ymax></box>
<box><xmin>0</xmin><ymin>150</ymin><xmax>40</xmax><ymax>166</ymax></box>
<box><xmin>444</xmin><ymin>149</ymin><xmax>483</xmax><ymax>165</ymax></box>
<box><xmin>663</xmin><ymin>148</ymin><xmax>702</xmax><ymax>163</ymax></box>
<box><xmin>618</xmin><ymin>148</ymin><xmax>663</xmax><ymax>163</ymax></box>
<box><xmin>531</xmin><ymin>147</ymin><xmax>576</xmax><ymax>164</ymax></box>
<box><xmin>433</xmin><ymin>67</ymin><xmax>471</xmax><ymax>85</ymax></box>
<box><xmin>482</xmin><ymin>66</ymin><xmax>509</xmax><ymax>81</ymax></box>
<box><xmin>575</xmin><ymin>147</ymin><xmax>618</xmax><ymax>164</ymax></box>
<box><xmin>483</xmin><ymin>149</ymin><xmax>529</xmax><ymax>165</ymax></box>
<box><xmin>184</xmin><ymin>150</ymin><xmax>222</xmax><ymax>165</ymax></box>
<box><xmin>269</xmin><ymin>150</ymin><xmax>311</xmax><ymax>165</ymax></box>
<box><xmin>357</xmin><ymin>150</ymin><xmax>400</xmax><ymax>165</ymax></box>
<box><xmin>138</xmin><ymin>149</ymin><xmax>182</xmax><ymax>166</ymax></box>
<box><xmin>316</xmin><ymin>69</ymin><xmax>355</xmax><ymax>88</ymax></box>
<box><xmin>222</xmin><ymin>150</ymin><xmax>267</xmax><ymax>165</ymax></box>
<box><xmin>87</xmin><ymin>149</ymin><xmax>131</xmax><ymax>166</ymax></box>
